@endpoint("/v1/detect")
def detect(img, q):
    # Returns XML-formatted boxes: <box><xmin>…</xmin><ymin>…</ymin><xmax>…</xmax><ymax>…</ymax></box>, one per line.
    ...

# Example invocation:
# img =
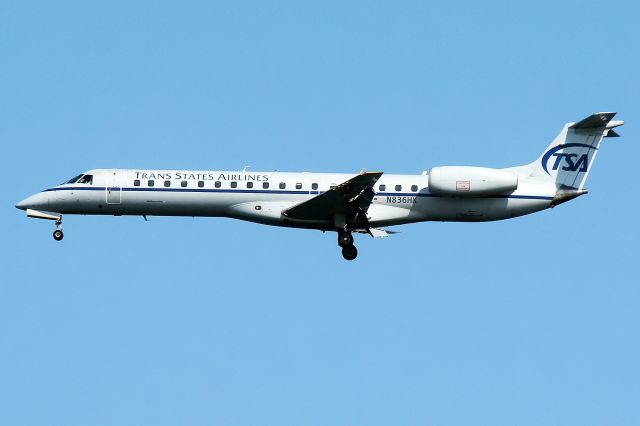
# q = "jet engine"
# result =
<box><xmin>428</xmin><ymin>166</ymin><xmax>518</xmax><ymax>197</ymax></box>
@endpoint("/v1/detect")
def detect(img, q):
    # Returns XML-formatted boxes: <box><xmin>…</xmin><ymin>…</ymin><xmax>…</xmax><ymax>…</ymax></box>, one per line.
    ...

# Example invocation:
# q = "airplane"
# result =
<box><xmin>16</xmin><ymin>112</ymin><xmax>623</xmax><ymax>260</ymax></box>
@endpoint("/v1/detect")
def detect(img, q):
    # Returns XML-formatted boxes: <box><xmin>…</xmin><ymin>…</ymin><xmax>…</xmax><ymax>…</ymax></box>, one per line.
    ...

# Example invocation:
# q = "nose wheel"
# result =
<box><xmin>341</xmin><ymin>244</ymin><xmax>357</xmax><ymax>260</ymax></box>
<box><xmin>337</xmin><ymin>231</ymin><xmax>357</xmax><ymax>260</ymax></box>
<box><xmin>52</xmin><ymin>219</ymin><xmax>63</xmax><ymax>241</ymax></box>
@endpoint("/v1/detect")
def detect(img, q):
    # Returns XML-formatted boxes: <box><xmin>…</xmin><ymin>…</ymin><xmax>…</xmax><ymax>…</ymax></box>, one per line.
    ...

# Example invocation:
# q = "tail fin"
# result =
<box><xmin>528</xmin><ymin>112</ymin><xmax>624</xmax><ymax>189</ymax></box>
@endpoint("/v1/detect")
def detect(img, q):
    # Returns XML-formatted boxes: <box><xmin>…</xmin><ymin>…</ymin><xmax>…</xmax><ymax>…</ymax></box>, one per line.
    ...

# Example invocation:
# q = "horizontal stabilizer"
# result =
<box><xmin>570</xmin><ymin>112</ymin><xmax>617</xmax><ymax>129</ymax></box>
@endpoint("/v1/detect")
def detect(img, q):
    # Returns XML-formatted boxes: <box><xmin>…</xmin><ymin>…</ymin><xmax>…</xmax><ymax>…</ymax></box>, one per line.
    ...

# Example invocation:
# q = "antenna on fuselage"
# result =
<box><xmin>242</xmin><ymin>165</ymin><xmax>250</xmax><ymax>172</ymax></box>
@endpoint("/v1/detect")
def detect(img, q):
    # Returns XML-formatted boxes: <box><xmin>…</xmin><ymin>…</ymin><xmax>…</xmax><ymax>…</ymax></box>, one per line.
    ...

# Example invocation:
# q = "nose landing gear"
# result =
<box><xmin>338</xmin><ymin>231</ymin><xmax>354</xmax><ymax>247</ymax></box>
<box><xmin>341</xmin><ymin>243</ymin><xmax>357</xmax><ymax>260</ymax></box>
<box><xmin>338</xmin><ymin>231</ymin><xmax>357</xmax><ymax>260</ymax></box>
<box><xmin>53</xmin><ymin>219</ymin><xmax>63</xmax><ymax>241</ymax></box>
<box><xmin>23</xmin><ymin>209</ymin><xmax>64</xmax><ymax>241</ymax></box>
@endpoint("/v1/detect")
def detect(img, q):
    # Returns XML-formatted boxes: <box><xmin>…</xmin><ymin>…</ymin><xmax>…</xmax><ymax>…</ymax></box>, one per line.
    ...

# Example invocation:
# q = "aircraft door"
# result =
<box><xmin>106</xmin><ymin>172</ymin><xmax>122</xmax><ymax>204</ymax></box>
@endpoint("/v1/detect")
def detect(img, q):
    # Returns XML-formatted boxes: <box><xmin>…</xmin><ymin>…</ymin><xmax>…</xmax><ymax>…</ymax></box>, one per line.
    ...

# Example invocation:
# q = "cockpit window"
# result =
<box><xmin>63</xmin><ymin>174</ymin><xmax>83</xmax><ymax>184</ymax></box>
<box><xmin>77</xmin><ymin>175</ymin><xmax>93</xmax><ymax>184</ymax></box>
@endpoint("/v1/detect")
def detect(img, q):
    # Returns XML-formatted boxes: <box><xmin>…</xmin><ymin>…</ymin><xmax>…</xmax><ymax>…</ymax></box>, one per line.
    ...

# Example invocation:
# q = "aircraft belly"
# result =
<box><xmin>421</xmin><ymin>197</ymin><xmax>551</xmax><ymax>222</ymax></box>
<box><xmin>228</xmin><ymin>200</ymin><xmax>299</xmax><ymax>225</ymax></box>
<box><xmin>119</xmin><ymin>192</ymin><xmax>235</xmax><ymax>216</ymax></box>
<box><xmin>115</xmin><ymin>192</ymin><xmax>309</xmax><ymax>218</ymax></box>
<box><xmin>367</xmin><ymin>203</ymin><xmax>422</xmax><ymax>227</ymax></box>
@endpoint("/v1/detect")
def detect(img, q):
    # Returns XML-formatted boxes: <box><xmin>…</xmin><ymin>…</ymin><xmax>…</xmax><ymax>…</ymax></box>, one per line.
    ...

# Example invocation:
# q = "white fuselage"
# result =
<box><xmin>14</xmin><ymin>113</ymin><xmax>621</xmax><ymax>261</ymax></box>
<box><xmin>20</xmin><ymin>168</ymin><xmax>556</xmax><ymax>230</ymax></box>
<box><xmin>15</xmin><ymin>113</ymin><xmax>621</xmax><ymax>260</ymax></box>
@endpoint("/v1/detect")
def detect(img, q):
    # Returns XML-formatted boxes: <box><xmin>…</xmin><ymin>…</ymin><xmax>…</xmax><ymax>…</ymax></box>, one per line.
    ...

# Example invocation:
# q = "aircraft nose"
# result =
<box><xmin>15</xmin><ymin>198</ymin><xmax>28</xmax><ymax>210</ymax></box>
<box><xmin>15</xmin><ymin>192</ymin><xmax>49</xmax><ymax>210</ymax></box>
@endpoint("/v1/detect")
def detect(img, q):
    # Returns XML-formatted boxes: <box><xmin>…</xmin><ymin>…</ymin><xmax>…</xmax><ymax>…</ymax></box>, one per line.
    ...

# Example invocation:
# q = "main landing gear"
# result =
<box><xmin>52</xmin><ymin>219</ymin><xmax>63</xmax><ymax>241</ymax></box>
<box><xmin>338</xmin><ymin>231</ymin><xmax>357</xmax><ymax>261</ymax></box>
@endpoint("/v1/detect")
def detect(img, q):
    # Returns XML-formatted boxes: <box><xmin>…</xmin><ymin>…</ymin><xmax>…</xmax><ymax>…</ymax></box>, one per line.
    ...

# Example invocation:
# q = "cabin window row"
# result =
<box><xmin>132</xmin><ymin>180</ymin><xmax>319</xmax><ymax>190</ymax></box>
<box><xmin>378</xmin><ymin>184</ymin><xmax>419</xmax><ymax>192</ymax></box>
<box><xmin>132</xmin><ymin>180</ymin><xmax>420</xmax><ymax>192</ymax></box>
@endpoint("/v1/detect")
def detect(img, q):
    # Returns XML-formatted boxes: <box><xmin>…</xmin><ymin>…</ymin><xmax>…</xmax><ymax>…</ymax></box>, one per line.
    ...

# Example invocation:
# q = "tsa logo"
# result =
<box><xmin>541</xmin><ymin>143</ymin><xmax>595</xmax><ymax>175</ymax></box>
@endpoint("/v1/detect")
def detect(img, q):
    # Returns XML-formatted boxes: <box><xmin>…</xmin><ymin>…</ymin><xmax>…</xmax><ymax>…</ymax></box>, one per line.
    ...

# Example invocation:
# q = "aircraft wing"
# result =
<box><xmin>282</xmin><ymin>172</ymin><xmax>383</xmax><ymax>223</ymax></box>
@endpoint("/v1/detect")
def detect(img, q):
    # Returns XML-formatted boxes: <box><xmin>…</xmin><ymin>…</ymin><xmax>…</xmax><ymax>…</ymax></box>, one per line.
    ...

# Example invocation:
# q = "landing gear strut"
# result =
<box><xmin>53</xmin><ymin>219</ymin><xmax>63</xmax><ymax>241</ymax></box>
<box><xmin>338</xmin><ymin>231</ymin><xmax>357</xmax><ymax>260</ymax></box>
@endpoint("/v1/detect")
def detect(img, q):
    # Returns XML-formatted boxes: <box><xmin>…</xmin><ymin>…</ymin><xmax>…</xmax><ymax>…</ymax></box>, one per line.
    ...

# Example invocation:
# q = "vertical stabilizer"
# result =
<box><xmin>528</xmin><ymin>112</ymin><xmax>623</xmax><ymax>189</ymax></box>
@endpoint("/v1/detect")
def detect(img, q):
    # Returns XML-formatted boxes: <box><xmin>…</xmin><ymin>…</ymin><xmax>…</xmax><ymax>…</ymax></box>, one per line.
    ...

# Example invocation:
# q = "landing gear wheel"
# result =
<box><xmin>338</xmin><ymin>232</ymin><xmax>354</xmax><ymax>247</ymax></box>
<box><xmin>53</xmin><ymin>229</ymin><xmax>64</xmax><ymax>241</ymax></box>
<box><xmin>341</xmin><ymin>244</ymin><xmax>358</xmax><ymax>261</ymax></box>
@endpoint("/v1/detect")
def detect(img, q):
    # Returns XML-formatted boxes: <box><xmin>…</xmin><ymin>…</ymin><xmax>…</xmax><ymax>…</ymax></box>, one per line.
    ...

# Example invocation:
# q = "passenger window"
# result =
<box><xmin>231</xmin><ymin>182</ymin><xmax>238</xmax><ymax>188</ymax></box>
<box><xmin>279</xmin><ymin>182</ymin><xmax>286</xmax><ymax>189</ymax></box>
<box><xmin>247</xmin><ymin>182</ymin><xmax>253</xmax><ymax>188</ymax></box>
<box><xmin>215</xmin><ymin>181</ymin><xmax>221</xmax><ymax>188</ymax></box>
<box><xmin>263</xmin><ymin>182</ymin><xmax>269</xmax><ymax>189</ymax></box>
<box><xmin>311</xmin><ymin>183</ymin><xmax>318</xmax><ymax>190</ymax></box>
<box><xmin>148</xmin><ymin>180</ymin><xmax>155</xmax><ymax>187</ymax></box>
<box><xmin>296</xmin><ymin>183</ymin><xmax>302</xmax><ymax>190</ymax></box>
<box><xmin>379</xmin><ymin>184</ymin><xmax>386</xmax><ymax>191</ymax></box>
<box><xmin>395</xmin><ymin>185</ymin><xmax>402</xmax><ymax>191</ymax></box>
<box><xmin>134</xmin><ymin>179</ymin><xmax>140</xmax><ymax>187</ymax></box>
<box><xmin>197</xmin><ymin>181</ymin><xmax>203</xmax><ymax>188</ymax></box>
<box><xmin>181</xmin><ymin>180</ymin><xmax>187</xmax><ymax>187</ymax></box>
<box><xmin>77</xmin><ymin>175</ymin><xmax>93</xmax><ymax>184</ymax></box>
<box><xmin>164</xmin><ymin>180</ymin><xmax>171</xmax><ymax>187</ymax></box>
<box><xmin>411</xmin><ymin>185</ymin><xmax>418</xmax><ymax>192</ymax></box>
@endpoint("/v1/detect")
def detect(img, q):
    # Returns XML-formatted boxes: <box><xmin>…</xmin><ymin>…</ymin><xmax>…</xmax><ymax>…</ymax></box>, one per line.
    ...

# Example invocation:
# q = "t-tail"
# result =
<box><xmin>515</xmin><ymin>112</ymin><xmax>624</xmax><ymax>206</ymax></box>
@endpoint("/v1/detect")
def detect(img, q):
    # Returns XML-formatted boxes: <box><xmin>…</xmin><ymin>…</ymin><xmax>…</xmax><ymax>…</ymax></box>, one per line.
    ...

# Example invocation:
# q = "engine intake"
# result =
<box><xmin>428</xmin><ymin>166</ymin><xmax>518</xmax><ymax>197</ymax></box>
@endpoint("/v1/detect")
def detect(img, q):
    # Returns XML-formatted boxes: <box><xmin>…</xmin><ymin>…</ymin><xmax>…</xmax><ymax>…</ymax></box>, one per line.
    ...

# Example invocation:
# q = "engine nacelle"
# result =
<box><xmin>428</xmin><ymin>166</ymin><xmax>518</xmax><ymax>197</ymax></box>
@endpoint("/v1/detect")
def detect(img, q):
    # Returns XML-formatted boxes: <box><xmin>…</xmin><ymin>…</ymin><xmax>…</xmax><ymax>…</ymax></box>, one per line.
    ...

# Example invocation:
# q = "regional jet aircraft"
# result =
<box><xmin>16</xmin><ymin>112</ymin><xmax>623</xmax><ymax>260</ymax></box>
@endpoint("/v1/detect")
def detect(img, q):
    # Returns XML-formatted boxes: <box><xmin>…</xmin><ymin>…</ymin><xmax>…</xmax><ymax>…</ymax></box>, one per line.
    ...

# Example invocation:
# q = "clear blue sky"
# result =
<box><xmin>1</xmin><ymin>1</ymin><xmax>639</xmax><ymax>425</ymax></box>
